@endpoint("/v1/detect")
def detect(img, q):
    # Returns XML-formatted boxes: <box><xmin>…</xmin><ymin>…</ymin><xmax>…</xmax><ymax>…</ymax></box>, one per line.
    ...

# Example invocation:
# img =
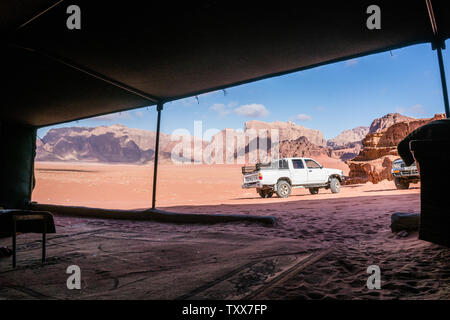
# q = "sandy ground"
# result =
<box><xmin>35</xmin><ymin>159</ymin><xmax>365</xmax><ymax>209</ymax></box>
<box><xmin>2</xmin><ymin>161</ymin><xmax>443</xmax><ymax>299</ymax></box>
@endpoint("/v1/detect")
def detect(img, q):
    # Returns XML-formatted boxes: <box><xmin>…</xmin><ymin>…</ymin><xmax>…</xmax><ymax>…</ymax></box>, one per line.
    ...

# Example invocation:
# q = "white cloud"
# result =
<box><xmin>180</xmin><ymin>97</ymin><xmax>198</xmax><ymax>107</ymax></box>
<box><xmin>210</xmin><ymin>103</ymin><xmax>230</xmax><ymax>117</ymax></box>
<box><xmin>227</xmin><ymin>101</ymin><xmax>238</xmax><ymax>108</ymax></box>
<box><xmin>345</xmin><ymin>58</ymin><xmax>359</xmax><ymax>67</ymax></box>
<box><xmin>135</xmin><ymin>110</ymin><xmax>144</xmax><ymax>118</ymax></box>
<box><xmin>409</xmin><ymin>104</ymin><xmax>425</xmax><ymax>115</ymax></box>
<box><xmin>295</xmin><ymin>113</ymin><xmax>312</xmax><ymax>121</ymax></box>
<box><xmin>233</xmin><ymin>104</ymin><xmax>269</xmax><ymax>118</ymax></box>
<box><xmin>396</xmin><ymin>107</ymin><xmax>406</xmax><ymax>114</ymax></box>
<box><xmin>396</xmin><ymin>104</ymin><xmax>425</xmax><ymax>116</ymax></box>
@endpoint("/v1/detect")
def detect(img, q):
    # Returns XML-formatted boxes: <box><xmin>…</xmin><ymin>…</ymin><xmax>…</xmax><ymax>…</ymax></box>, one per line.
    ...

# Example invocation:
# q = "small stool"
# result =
<box><xmin>12</xmin><ymin>214</ymin><xmax>47</xmax><ymax>268</ymax></box>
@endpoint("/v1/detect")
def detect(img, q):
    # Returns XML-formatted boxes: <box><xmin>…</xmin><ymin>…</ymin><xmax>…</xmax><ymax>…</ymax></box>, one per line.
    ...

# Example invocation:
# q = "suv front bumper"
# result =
<box><xmin>392</xmin><ymin>169</ymin><xmax>419</xmax><ymax>178</ymax></box>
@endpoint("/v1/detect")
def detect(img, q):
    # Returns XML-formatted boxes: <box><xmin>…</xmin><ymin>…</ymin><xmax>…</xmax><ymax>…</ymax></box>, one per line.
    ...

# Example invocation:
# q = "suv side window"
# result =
<box><xmin>292</xmin><ymin>159</ymin><xmax>304</xmax><ymax>169</ymax></box>
<box><xmin>305</xmin><ymin>159</ymin><xmax>321</xmax><ymax>169</ymax></box>
<box><xmin>279</xmin><ymin>159</ymin><xmax>288</xmax><ymax>169</ymax></box>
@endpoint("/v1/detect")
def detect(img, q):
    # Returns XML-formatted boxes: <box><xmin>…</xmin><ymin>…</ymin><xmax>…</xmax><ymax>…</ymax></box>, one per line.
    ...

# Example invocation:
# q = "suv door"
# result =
<box><xmin>304</xmin><ymin>159</ymin><xmax>326</xmax><ymax>184</ymax></box>
<box><xmin>290</xmin><ymin>159</ymin><xmax>308</xmax><ymax>185</ymax></box>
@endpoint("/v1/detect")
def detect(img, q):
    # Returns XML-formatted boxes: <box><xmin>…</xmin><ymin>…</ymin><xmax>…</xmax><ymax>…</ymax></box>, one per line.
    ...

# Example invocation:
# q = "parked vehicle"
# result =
<box><xmin>391</xmin><ymin>158</ymin><xmax>420</xmax><ymax>189</ymax></box>
<box><xmin>242</xmin><ymin>158</ymin><xmax>344</xmax><ymax>198</ymax></box>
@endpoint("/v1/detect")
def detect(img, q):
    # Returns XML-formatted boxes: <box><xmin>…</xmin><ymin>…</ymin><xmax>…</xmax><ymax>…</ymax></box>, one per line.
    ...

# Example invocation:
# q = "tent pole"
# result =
<box><xmin>152</xmin><ymin>103</ymin><xmax>163</xmax><ymax>210</ymax></box>
<box><xmin>426</xmin><ymin>0</ymin><xmax>449</xmax><ymax>118</ymax></box>
<box><xmin>436</xmin><ymin>46</ymin><xmax>450</xmax><ymax>118</ymax></box>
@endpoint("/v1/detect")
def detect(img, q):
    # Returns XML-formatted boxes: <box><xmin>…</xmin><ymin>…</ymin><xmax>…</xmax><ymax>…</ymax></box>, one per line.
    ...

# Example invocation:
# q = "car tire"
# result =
<box><xmin>257</xmin><ymin>189</ymin><xmax>266</xmax><ymax>198</ymax></box>
<box><xmin>394</xmin><ymin>177</ymin><xmax>410</xmax><ymax>190</ymax></box>
<box><xmin>330</xmin><ymin>177</ymin><xmax>341</xmax><ymax>193</ymax></box>
<box><xmin>309</xmin><ymin>187</ymin><xmax>319</xmax><ymax>195</ymax></box>
<box><xmin>276</xmin><ymin>180</ymin><xmax>291</xmax><ymax>198</ymax></box>
<box><xmin>258</xmin><ymin>189</ymin><xmax>274</xmax><ymax>198</ymax></box>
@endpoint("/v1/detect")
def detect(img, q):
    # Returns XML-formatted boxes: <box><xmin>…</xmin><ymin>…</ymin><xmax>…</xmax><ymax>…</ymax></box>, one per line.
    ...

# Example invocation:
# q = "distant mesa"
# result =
<box><xmin>327</xmin><ymin>126</ymin><xmax>369</xmax><ymax>149</ymax></box>
<box><xmin>36</xmin><ymin>120</ymin><xmax>332</xmax><ymax>164</ymax></box>
<box><xmin>245</xmin><ymin>120</ymin><xmax>327</xmax><ymax>147</ymax></box>
<box><xmin>368</xmin><ymin>113</ymin><xmax>415</xmax><ymax>133</ymax></box>
<box><xmin>37</xmin><ymin>125</ymin><xmax>173</xmax><ymax>163</ymax></box>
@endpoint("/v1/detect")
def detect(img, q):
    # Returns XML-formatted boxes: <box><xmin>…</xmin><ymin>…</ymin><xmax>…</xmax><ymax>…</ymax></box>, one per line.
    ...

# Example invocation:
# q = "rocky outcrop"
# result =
<box><xmin>278</xmin><ymin>136</ymin><xmax>332</xmax><ymax>158</ymax></box>
<box><xmin>36</xmin><ymin>125</ymin><xmax>202</xmax><ymax>164</ymax></box>
<box><xmin>353</xmin><ymin>114</ymin><xmax>445</xmax><ymax>162</ymax></box>
<box><xmin>245</xmin><ymin>120</ymin><xmax>327</xmax><ymax>147</ymax></box>
<box><xmin>36</xmin><ymin>122</ymin><xmax>334</xmax><ymax>165</ymax></box>
<box><xmin>326</xmin><ymin>126</ymin><xmax>369</xmax><ymax>161</ymax></box>
<box><xmin>347</xmin><ymin>113</ymin><xmax>445</xmax><ymax>183</ymax></box>
<box><xmin>331</xmin><ymin>141</ymin><xmax>363</xmax><ymax>161</ymax></box>
<box><xmin>204</xmin><ymin>128</ymin><xmax>332</xmax><ymax>164</ymax></box>
<box><xmin>368</xmin><ymin>113</ymin><xmax>415</xmax><ymax>133</ymax></box>
<box><xmin>327</xmin><ymin>126</ymin><xmax>369</xmax><ymax>149</ymax></box>
<box><xmin>347</xmin><ymin>155</ymin><xmax>398</xmax><ymax>184</ymax></box>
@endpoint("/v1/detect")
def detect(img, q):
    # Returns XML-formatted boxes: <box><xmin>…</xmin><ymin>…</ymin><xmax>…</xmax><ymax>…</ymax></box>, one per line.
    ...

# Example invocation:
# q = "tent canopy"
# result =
<box><xmin>1</xmin><ymin>0</ymin><xmax>449</xmax><ymax>127</ymax></box>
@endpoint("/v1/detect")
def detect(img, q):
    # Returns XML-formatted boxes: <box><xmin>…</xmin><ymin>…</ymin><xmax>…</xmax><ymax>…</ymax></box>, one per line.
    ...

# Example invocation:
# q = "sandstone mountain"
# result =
<box><xmin>330</xmin><ymin>141</ymin><xmax>364</xmax><ymax>162</ymax></box>
<box><xmin>245</xmin><ymin>120</ymin><xmax>327</xmax><ymax>146</ymax></box>
<box><xmin>368</xmin><ymin>113</ymin><xmax>415</xmax><ymax>133</ymax></box>
<box><xmin>36</xmin><ymin>125</ymin><xmax>205</xmax><ymax>163</ymax></box>
<box><xmin>204</xmin><ymin>125</ymin><xmax>332</xmax><ymax>164</ymax></box>
<box><xmin>326</xmin><ymin>126</ymin><xmax>369</xmax><ymax>161</ymax></box>
<box><xmin>347</xmin><ymin>113</ymin><xmax>445</xmax><ymax>184</ymax></box>
<box><xmin>278</xmin><ymin>136</ymin><xmax>332</xmax><ymax>158</ymax></box>
<box><xmin>36</xmin><ymin>121</ymin><xmax>336</xmax><ymax>165</ymax></box>
<box><xmin>38</xmin><ymin>115</ymin><xmax>433</xmax><ymax>172</ymax></box>
<box><xmin>327</xmin><ymin>126</ymin><xmax>369</xmax><ymax>149</ymax></box>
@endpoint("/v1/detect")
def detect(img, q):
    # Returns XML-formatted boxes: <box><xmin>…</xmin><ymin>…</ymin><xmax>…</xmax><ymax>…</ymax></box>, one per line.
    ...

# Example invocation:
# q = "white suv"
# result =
<box><xmin>242</xmin><ymin>158</ymin><xmax>344</xmax><ymax>198</ymax></box>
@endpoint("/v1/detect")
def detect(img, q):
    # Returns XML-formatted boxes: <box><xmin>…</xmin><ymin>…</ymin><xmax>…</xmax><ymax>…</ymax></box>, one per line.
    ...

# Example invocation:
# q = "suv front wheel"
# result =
<box><xmin>329</xmin><ymin>177</ymin><xmax>341</xmax><ymax>193</ymax></box>
<box><xmin>394</xmin><ymin>177</ymin><xmax>410</xmax><ymax>189</ymax></box>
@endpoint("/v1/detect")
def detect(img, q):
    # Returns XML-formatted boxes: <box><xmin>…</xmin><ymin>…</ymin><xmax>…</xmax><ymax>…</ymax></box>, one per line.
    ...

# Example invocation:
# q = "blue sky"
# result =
<box><xmin>38</xmin><ymin>40</ymin><xmax>450</xmax><ymax>141</ymax></box>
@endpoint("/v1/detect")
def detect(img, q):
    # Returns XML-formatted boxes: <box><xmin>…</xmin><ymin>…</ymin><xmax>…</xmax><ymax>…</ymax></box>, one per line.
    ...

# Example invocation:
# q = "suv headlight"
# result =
<box><xmin>392</xmin><ymin>162</ymin><xmax>402</xmax><ymax>169</ymax></box>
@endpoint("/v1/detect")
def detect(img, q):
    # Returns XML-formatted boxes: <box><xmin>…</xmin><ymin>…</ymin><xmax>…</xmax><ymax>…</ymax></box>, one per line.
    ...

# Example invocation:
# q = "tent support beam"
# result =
<box><xmin>152</xmin><ymin>103</ymin><xmax>163</xmax><ymax>209</ymax></box>
<box><xmin>426</xmin><ymin>0</ymin><xmax>449</xmax><ymax>118</ymax></box>
<box><xmin>436</xmin><ymin>46</ymin><xmax>450</xmax><ymax>118</ymax></box>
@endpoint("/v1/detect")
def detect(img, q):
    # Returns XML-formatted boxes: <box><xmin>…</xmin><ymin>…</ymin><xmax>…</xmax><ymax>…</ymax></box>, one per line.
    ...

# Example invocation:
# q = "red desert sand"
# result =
<box><xmin>28</xmin><ymin>161</ymin><xmax>450</xmax><ymax>299</ymax></box>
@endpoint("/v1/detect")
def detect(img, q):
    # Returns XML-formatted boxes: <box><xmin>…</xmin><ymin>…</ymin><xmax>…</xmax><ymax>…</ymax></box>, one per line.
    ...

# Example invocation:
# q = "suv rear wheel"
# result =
<box><xmin>394</xmin><ymin>177</ymin><xmax>410</xmax><ymax>189</ymax></box>
<box><xmin>258</xmin><ymin>189</ymin><xmax>274</xmax><ymax>198</ymax></box>
<box><xmin>276</xmin><ymin>180</ymin><xmax>291</xmax><ymax>198</ymax></box>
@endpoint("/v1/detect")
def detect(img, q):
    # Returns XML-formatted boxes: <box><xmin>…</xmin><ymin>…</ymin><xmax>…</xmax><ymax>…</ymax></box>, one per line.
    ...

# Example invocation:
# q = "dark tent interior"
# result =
<box><xmin>0</xmin><ymin>0</ymin><xmax>450</xmax><ymax>300</ymax></box>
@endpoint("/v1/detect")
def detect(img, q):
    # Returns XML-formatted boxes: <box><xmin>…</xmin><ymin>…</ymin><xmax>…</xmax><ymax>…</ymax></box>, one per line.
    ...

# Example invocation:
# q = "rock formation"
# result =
<box><xmin>245</xmin><ymin>120</ymin><xmax>327</xmax><ymax>147</ymax></box>
<box><xmin>327</xmin><ymin>126</ymin><xmax>369</xmax><ymax>161</ymax></box>
<box><xmin>278</xmin><ymin>136</ymin><xmax>332</xmax><ymax>158</ymax></box>
<box><xmin>36</xmin><ymin>125</ymin><xmax>203</xmax><ymax>164</ymax></box>
<box><xmin>347</xmin><ymin>113</ymin><xmax>445</xmax><ymax>184</ymax></box>
<box><xmin>331</xmin><ymin>141</ymin><xmax>363</xmax><ymax>161</ymax></box>
<box><xmin>368</xmin><ymin>113</ymin><xmax>415</xmax><ymax>133</ymax></box>
<box><xmin>41</xmin><ymin>115</ymin><xmax>440</xmax><ymax>177</ymax></box>
<box><xmin>327</xmin><ymin>126</ymin><xmax>369</xmax><ymax>149</ymax></box>
<box><xmin>37</xmin><ymin>121</ymin><xmax>334</xmax><ymax>164</ymax></box>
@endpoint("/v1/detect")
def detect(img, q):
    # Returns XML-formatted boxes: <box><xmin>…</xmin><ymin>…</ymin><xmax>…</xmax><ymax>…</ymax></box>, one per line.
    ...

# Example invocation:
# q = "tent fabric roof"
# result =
<box><xmin>1</xmin><ymin>0</ymin><xmax>450</xmax><ymax>127</ymax></box>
